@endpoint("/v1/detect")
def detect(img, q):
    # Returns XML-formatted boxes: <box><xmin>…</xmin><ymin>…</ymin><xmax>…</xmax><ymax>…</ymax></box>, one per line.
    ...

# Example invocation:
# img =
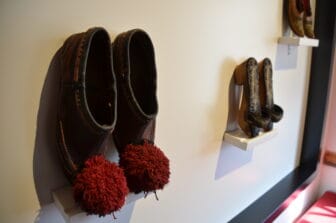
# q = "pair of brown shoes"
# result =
<box><xmin>234</xmin><ymin>58</ymin><xmax>283</xmax><ymax>138</ymax></box>
<box><xmin>55</xmin><ymin>27</ymin><xmax>170</xmax><ymax>216</ymax></box>
<box><xmin>287</xmin><ymin>0</ymin><xmax>315</xmax><ymax>38</ymax></box>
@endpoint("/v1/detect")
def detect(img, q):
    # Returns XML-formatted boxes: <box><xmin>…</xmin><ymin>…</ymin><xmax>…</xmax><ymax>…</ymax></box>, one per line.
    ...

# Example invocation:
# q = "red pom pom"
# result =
<box><xmin>119</xmin><ymin>141</ymin><xmax>170</xmax><ymax>193</ymax></box>
<box><xmin>73</xmin><ymin>155</ymin><xmax>128</xmax><ymax>216</ymax></box>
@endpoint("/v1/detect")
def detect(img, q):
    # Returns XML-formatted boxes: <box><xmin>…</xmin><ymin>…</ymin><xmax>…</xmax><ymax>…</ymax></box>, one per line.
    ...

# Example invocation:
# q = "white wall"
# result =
<box><xmin>0</xmin><ymin>0</ymin><xmax>313</xmax><ymax>222</ymax></box>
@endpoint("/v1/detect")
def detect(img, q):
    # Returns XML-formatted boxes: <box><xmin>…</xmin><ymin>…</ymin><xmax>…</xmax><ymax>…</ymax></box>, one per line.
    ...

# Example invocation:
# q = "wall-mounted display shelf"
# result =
<box><xmin>53</xmin><ymin>186</ymin><xmax>147</xmax><ymax>223</ymax></box>
<box><xmin>278</xmin><ymin>36</ymin><xmax>319</xmax><ymax>47</ymax></box>
<box><xmin>224</xmin><ymin>129</ymin><xmax>278</xmax><ymax>151</ymax></box>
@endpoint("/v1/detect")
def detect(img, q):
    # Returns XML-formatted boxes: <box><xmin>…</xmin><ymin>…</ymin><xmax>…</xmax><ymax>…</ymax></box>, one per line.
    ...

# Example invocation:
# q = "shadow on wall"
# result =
<box><xmin>204</xmin><ymin>58</ymin><xmax>235</xmax><ymax>153</ymax></box>
<box><xmin>214</xmin><ymin>58</ymin><xmax>253</xmax><ymax>180</ymax></box>
<box><xmin>33</xmin><ymin>49</ymin><xmax>69</xmax><ymax>206</ymax></box>
<box><xmin>32</xmin><ymin>43</ymin><xmax>136</xmax><ymax>222</ymax></box>
<box><xmin>215</xmin><ymin>142</ymin><xmax>253</xmax><ymax>180</ymax></box>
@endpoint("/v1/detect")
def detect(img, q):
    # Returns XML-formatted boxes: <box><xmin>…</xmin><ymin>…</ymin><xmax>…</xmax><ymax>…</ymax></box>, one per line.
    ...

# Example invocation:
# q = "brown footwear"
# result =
<box><xmin>234</xmin><ymin>58</ymin><xmax>271</xmax><ymax>137</ymax></box>
<box><xmin>112</xmin><ymin>29</ymin><xmax>170</xmax><ymax>194</ymax></box>
<box><xmin>287</xmin><ymin>0</ymin><xmax>305</xmax><ymax>37</ymax></box>
<box><xmin>112</xmin><ymin>29</ymin><xmax>158</xmax><ymax>151</ymax></box>
<box><xmin>302</xmin><ymin>0</ymin><xmax>315</xmax><ymax>38</ymax></box>
<box><xmin>56</xmin><ymin>27</ymin><xmax>128</xmax><ymax>215</ymax></box>
<box><xmin>258</xmin><ymin>58</ymin><xmax>283</xmax><ymax>131</ymax></box>
<box><xmin>57</xmin><ymin>27</ymin><xmax>116</xmax><ymax>180</ymax></box>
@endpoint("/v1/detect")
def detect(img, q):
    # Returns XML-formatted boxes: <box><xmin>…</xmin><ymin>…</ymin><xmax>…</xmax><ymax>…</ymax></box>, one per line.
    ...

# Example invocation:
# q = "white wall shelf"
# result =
<box><xmin>52</xmin><ymin>186</ymin><xmax>147</xmax><ymax>223</ymax></box>
<box><xmin>278</xmin><ymin>37</ymin><xmax>319</xmax><ymax>47</ymax></box>
<box><xmin>224</xmin><ymin>129</ymin><xmax>278</xmax><ymax>151</ymax></box>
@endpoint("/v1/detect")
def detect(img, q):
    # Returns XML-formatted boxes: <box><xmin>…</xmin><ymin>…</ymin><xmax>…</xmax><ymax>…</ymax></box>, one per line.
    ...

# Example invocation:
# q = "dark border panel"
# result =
<box><xmin>228</xmin><ymin>163</ymin><xmax>316</xmax><ymax>223</ymax></box>
<box><xmin>300</xmin><ymin>1</ymin><xmax>336</xmax><ymax>166</ymax></box>
<box><xmin>229</xmin><ymin>1</ymin><xmax>336</xmax><ymax>222</ymax></box>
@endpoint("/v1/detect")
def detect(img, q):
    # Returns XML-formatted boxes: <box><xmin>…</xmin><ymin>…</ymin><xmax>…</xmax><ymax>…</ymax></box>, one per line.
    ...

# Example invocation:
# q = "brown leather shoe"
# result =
<box><xmin>287</xmin><ymin>0</ymin><xmax>305</xmax><ymax>37</ymax></box>
<box><xmin>57</xmin><ymin>27</ymin><xmax>116</xmax><ymax>180</ymax></box>
<box><xmin>56</xmin><ymin>27</ymin><xmax>128</xmax><ymax>215</ymax></box>
<box><xmin>112</xmin><ymin>29</ymin><xmax>170</xmax><ymax>194</ymax></box>
<box><xmin>112</xmin><ymin>29</ymin><xmax>158</xmax><ymax>151</ymax></box>
<box><xmin>302</xmin><ymin>0</ymin><xmax>315</xmax><ymax>38</ymax></box>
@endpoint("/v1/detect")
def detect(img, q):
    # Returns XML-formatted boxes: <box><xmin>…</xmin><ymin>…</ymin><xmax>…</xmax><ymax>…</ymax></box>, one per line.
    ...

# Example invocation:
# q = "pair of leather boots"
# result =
<box><xmin>234</xmin><ymin>58</ymin><xmax>283</xmax><ymax>138</ymax></box>
<box><xmin>55</xmin><ymin>27</ymin><xmax>170</xmax><ymax>216</ymax></box>
<box><xmin>287</xmin><ymin>0</ymin><xmax>315</xmax><ymax>38</ymax></box>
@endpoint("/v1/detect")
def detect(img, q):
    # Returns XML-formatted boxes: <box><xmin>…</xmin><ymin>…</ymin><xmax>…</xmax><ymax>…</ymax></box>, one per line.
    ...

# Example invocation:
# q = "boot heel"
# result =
<box><xmin>250</xmin><ymin>125</ymin><xmax>260</xmax><ymax>138</ymax></box>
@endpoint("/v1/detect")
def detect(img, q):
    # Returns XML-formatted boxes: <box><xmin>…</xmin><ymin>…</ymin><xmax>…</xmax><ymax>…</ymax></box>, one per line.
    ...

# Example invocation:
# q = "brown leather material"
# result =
<box><xmin>302</xmin><ymin>0</ymin><xmax>315</xmax><ymax>38</ymax></box>
<box><xmin>258</xmin><ymin>58</ymin><xmax>283</xmax><ymax>131</ymax></box>
<box><xmin>287</xmin><ymin>0</ymin><xmax>305</xmax><ymax>37</ymax></box>
<box><xmin>303</xmin><ymin>17</ymin><xmax>315</xmax><ymax>38</ymax></box>
<box><xmin>56</xmin><ymin>27</ymin><xmax>117</xmax><ymax>181</ymax></box>
<box><xmin>234</xmin><ymin>58</ymin><xmax>271</xmax><ymax>138</ymax></box>
<box><xmin>112</xmin><ymin>29</ymin><xmax>158</xmax><ymax>152</ymax></box>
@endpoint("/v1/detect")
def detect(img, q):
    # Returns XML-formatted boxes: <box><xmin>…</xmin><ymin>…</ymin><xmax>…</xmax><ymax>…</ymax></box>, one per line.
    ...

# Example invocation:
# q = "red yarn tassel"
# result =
<box><xmin>119</xmin><ymin>141</ymin><xmax>170</xmax><ymax>193</ymax></box>
<box><xmin>73</xmin><ymin>155</ymin><xmax>128</xmax><ymax>216</ymax></box>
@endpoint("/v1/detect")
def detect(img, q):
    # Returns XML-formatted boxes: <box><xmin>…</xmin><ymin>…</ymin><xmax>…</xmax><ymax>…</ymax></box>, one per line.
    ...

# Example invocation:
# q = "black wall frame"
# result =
<box><xmin>229</xmin><ymin>1</ymin><xmax>336</xmax><ymax>222</ymax></box>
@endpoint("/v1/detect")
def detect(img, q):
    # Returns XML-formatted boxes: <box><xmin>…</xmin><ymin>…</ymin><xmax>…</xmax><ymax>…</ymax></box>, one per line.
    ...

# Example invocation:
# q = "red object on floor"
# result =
<box><xmin>295</xmin><ymin>191</ymin><xmax>336</xmax><ymax>223</ymax></box>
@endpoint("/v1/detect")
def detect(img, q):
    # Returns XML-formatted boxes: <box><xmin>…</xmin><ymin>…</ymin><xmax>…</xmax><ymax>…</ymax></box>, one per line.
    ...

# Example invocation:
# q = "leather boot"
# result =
<box><xmin>234</xmin><ymin>58</ymin><xmax>271</xmax><ymax>137</ymax></box>
<box><xmin>258</xmin><ymin>58</ymin><xmax>283</xmax><ymax>131</ymax></box>
<box><xmin>112</xmin><ymin>29</ymin><xmax>170</xmax><ymax>195</ymax></box>
<box><xmin>56</xmin><ymin>27</ymin><xmax>128</xmax><ymax>216</ymax></box>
